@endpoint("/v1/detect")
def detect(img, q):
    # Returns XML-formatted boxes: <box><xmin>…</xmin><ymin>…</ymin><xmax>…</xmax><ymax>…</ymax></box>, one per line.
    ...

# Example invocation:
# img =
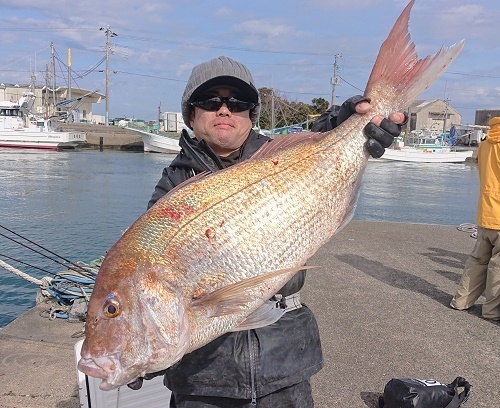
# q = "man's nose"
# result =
<box><xmin>217</xmin><ymin>103</ymin><xmax>231</xmax><ymax>115</ymax></box>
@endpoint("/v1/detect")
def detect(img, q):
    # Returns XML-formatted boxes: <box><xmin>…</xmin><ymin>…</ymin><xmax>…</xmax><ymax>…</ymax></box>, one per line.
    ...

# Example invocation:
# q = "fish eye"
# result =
<box><xmin>103</xmin><ymin>298</ymin><xmax>120</xmax><ymax>318</ymax></box>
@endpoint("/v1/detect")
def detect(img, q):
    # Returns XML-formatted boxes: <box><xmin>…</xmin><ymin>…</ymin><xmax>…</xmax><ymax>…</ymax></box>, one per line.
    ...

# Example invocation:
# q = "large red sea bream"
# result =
<box><xmin>78</xmin><ymin>0</ymin><xmax>464</xmax><ymax>390</ymax></box>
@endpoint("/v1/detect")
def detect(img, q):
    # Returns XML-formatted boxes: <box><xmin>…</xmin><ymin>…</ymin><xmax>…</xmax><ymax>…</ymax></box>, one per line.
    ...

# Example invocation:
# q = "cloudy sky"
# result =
<box><xmin>0</xmin><ymin>0</ymin><xmax>498</xmax><ymax>125</ymax></box>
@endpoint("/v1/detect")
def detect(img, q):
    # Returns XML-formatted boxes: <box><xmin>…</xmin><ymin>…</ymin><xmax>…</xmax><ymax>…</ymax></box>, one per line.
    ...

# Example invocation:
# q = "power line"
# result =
<box><xmin>112</xmin><ymin>70</ymin><xmax>187</xmax><ymax>82</ymax></box>
<box><xmin>118</xmin><ymin>35</ymin><xmax>333</xmax><ymax>56</ymax></box>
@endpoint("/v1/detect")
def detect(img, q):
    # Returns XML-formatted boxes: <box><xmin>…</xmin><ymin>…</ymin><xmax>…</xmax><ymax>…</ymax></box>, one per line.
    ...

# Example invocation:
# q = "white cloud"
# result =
<box><xmin>214</xmin><ymin>8</ymin><xmax>233</xmax><ymax>18</ymax></box>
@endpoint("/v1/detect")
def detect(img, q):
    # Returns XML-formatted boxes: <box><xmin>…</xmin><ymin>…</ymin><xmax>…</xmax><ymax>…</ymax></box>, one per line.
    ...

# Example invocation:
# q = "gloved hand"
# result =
<box><xmin>364</xmin><ymin>118</ymin><xmax>403</xmax><ymax>158</ymax></box>
<box><xmin>314</xmin><ymin>95</ymin><xmax>406</xmax><ymax>158</ymax></box>
<box><xmin>126</xmin><ymin>369</ymin><xmax>168</xmax><ymax>390</ymax></box>
<box><xmin>338</xmin><ymin>95</ymin><xmax>406</xmax><ymax>158</ymax></box>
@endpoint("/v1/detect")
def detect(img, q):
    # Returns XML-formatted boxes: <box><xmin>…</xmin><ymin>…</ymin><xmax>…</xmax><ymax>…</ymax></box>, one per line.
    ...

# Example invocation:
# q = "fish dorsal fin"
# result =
<box><xmin>250</xmin><ymin>132</ymin><xmax>326</xmax><ymax>161</ymax></box>
<box><xmin>190</xmin><ymin>265</ymin><xmax>317</xmax><ymax>317</ymax></box>
<box><xmin>152</xmin><ymin>132</ymin><xmax>327</xmax><ymax>205</ymax></box>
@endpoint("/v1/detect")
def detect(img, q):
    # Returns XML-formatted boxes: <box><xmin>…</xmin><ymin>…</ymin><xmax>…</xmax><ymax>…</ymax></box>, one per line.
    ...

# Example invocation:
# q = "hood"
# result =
<box><xmin>486</xmin><ymin>117</ymin><xmax>500</xmax><ymax>144</ymax></box>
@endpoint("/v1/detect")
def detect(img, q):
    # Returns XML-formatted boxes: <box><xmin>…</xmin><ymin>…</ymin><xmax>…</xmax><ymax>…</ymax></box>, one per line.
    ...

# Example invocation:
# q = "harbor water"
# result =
<box><xmin>0</xmin><ymin>149</ymin><xmax>479</xmax><ymax>327</ymax></box>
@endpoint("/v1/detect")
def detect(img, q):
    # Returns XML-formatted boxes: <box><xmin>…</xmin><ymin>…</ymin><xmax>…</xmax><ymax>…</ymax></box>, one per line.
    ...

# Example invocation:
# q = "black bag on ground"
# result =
<box><xmin>379</xmin><ymin>377</ymin><xmax>471</xmax><ymax>408</ymax></box>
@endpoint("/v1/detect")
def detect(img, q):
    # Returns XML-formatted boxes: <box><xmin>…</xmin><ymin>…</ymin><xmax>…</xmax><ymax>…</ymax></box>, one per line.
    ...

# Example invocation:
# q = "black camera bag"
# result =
<box><xmin>379</xmin><ymin>377</ymin><xmax>471</xmax><ymax>408</ymax></box>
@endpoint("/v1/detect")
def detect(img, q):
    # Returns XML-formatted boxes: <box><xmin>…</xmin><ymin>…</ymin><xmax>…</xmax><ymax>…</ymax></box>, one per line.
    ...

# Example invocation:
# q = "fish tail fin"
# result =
<box><xmin>364</xmin><ymin>0</ymin><xmax>464</xmax><ymax>112</ymax></box>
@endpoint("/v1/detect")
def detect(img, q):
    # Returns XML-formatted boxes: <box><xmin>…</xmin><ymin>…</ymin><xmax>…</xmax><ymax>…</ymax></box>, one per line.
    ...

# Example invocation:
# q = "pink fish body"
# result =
<box><xmin>78</xmin><ymin>0</ymin><xmax>464</xmax><ymax>390</ymax></box>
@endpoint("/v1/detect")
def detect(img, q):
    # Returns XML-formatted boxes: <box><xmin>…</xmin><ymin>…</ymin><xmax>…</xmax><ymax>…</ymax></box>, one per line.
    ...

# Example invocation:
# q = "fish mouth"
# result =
<box><xmin>78</xmin><ymin>353</ymin><xmax>126</xmax><ymax>391</ymax></box>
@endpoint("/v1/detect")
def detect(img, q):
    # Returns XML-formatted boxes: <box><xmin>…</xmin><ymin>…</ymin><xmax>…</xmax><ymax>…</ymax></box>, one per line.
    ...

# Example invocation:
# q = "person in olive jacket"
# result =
<box><xmin>138</xmin><ymin>56</ymin><xmax>406</xmax><ymax>408</ymax></box>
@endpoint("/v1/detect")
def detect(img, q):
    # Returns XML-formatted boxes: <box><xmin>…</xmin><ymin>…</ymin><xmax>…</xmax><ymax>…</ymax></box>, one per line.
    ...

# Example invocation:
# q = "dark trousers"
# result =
<box><xmin>169</xmin><ymin>380</ymin><xmax>314</xmax><ymax>408</ymax></box>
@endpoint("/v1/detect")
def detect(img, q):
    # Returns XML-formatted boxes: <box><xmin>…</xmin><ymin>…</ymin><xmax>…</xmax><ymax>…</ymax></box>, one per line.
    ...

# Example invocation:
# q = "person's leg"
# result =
<box><xmin>170</xmin><ymin>393</ymin><xmax>251</xmax><ymax>408</ymax></box>
<box><xmin>261</xmin><ymin>380</ymin><xmax>314</xmax><ymax>408</ymax></box>
<box><xmin>481</xmin><ymin>229</ymin><xmax>500</xmax><ymax>320</ymax></box>
<box><xmin>451</xmin><ymin>227</ymin><xmax>491</xmax><ymax>310</ymax></box>
<box><xmin>169</xmin><ymin>381</ymin><xmax>314</xmax><ymax>408</ymax></box>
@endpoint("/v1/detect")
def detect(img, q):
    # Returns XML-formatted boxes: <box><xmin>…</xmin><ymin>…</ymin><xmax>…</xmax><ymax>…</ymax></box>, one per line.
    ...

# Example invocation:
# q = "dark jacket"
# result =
<box><xmin>148</xmin><ymin>129</ymin><xmax>323</xmax><ymax>399</ymax></box>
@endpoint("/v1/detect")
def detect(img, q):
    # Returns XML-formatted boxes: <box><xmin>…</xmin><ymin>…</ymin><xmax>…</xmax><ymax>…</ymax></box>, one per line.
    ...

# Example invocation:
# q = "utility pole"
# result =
<box><xmin>100</xmin><ymin>25</ymin><xmax>117</xmax><ymax>126</ymax></box>
<box><xmin>271</xmin><ymin>88</ymin><xmax>275</xmax><ymax>132</ymax></box>
<box><xmin>330</xmin><ymin>54</ymin><xmax>342</xmax><ymax>107</ymax></box>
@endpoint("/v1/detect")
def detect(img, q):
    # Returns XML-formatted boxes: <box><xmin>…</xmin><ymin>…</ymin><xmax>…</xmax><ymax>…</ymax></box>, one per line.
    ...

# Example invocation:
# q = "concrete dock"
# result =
<box><xmin>0</xmin><ymin>221</ymin><xmax>498</xmax><ymax>407</ymax></box>
<box><xmin>59</xmin><ymin>123</ymin><xmax>180</xmax><ymax>151</ymax></box>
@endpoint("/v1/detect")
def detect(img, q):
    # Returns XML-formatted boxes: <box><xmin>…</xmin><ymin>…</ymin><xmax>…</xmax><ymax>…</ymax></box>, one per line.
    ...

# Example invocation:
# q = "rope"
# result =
<box><xmin>457</xmin><ymin>223</ymin><xmax>477</xmax><ymax>238</ymax></box>
<box><xmin>0</xmin><ymin>258</ymin><xmax>46</xmax><ymax>286</ymax></box>
<box><xmin>1</xmin><ymin>256</ymin><xmax>103</xmax><ymax>321</ymax></box>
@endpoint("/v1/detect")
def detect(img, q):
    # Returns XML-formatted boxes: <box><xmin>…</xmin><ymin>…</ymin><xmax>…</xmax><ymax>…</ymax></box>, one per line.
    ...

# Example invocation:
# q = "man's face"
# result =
<box><xmin>189</xmin><ymin>87</ymin><xmax>253</xmax><ymax>157</ymax></box>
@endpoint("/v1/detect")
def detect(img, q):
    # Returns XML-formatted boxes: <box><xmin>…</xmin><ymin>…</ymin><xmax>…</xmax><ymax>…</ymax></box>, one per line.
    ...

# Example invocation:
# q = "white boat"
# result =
<box><xmin>124</xmin><ymin>124</ymin><xmax>181</xmax><ymax>153</ymax></box>
<box><xmin>141</xmin><ymin>132</ymin><xmax>181</xmax><ymax>153</ymax></box>
<box><xmin>380</xmin><ymin>133</ymin><xmax>474</xmax><ymax>163</ymax></box>
<box><xmin>0</xmin><ymin>96</ymin><xmax>86</xmax><ymax>150</ymax></box>
<box><xmin>381</xmin><ymin>147</ymin><xmax>474</xmax><ymax>163</ymax></box>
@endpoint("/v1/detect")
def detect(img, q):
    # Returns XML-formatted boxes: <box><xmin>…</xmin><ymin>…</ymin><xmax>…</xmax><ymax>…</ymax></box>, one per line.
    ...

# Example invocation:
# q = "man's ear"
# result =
<box><xmin>189</xmin><ymin>110</ymin><xmax>195</xmax><ymax>128</ymax></box>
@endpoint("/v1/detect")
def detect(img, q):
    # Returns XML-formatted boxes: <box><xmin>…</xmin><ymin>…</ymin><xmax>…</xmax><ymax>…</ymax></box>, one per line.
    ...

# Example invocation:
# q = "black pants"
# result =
<box><xmin>169</xmin><ymin>380</ymin><xmax>314</xmax><ymax>408</ymax></box>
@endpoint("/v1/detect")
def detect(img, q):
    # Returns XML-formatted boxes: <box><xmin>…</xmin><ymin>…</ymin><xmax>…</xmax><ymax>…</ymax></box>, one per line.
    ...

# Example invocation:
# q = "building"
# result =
<box><xmin>475</xmin><ymin>109</ymin><xmax>500</xmax><ymax>126</ymax></box>
<box><xmin>407</xmin><ymin>99</ymin><xmax>461</xmax><ymax>133</ymax></box>
<box><xmin>0</xmin><ymin>83</ymin><xmax>105</xmax><ymax>124</ymax></box>
<box><xmin>161</xmin><ymin>111</ymin><xmax>187</xmax><ymax>133</ymax></box>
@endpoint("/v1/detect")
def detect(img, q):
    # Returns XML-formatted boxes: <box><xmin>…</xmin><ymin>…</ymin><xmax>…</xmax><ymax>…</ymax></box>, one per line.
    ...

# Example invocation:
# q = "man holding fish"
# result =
<box><xmin>78</xmin><ymin>1</ymin><xmax>464</xmax><ymax>405</ymax></box>
<box><xmin>142</xmin><ymin>55</ymin><xmax>405</xmax><ymax>407</ymax></box>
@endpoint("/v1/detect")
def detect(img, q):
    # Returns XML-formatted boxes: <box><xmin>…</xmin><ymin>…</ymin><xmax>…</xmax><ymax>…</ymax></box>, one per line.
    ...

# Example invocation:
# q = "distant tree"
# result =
<box><xmin>257</xmin><ymin>88</ymin><xmax>318</xmax><ymax>131</ymax></box>
<box><xmin>257</xmin><ymin>87</ymin><xmax>274</xmax><ymax>130</ymax></box>
<box><xmin>310</xmin><ymin>98</ymin><xmax>329</xmax><ymax>115</ymax></box>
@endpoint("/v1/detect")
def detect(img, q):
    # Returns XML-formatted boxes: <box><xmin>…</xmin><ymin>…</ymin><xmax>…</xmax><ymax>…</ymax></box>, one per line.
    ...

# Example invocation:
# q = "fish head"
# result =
<box><xmin>78</xmin><ymin>256</ymin><xmax>191</xmax><ymax>390</ymax></box>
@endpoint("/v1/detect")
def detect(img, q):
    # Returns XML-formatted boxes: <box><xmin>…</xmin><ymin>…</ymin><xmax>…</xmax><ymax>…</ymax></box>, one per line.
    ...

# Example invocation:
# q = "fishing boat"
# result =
<box><xmin>380</xmin><ymin>132</ymin><xmax>474</xmax><ymax>163</ymax></box>
<box><xmin>0</xmin><ymin>94</ymin><xmax>86</xmax><ymax>150</ymax></box>
<box><xmin>141</xmin><ymin>131</ymin><xmax>181</xmax><ymax>153</ymax></box>
<box><xmin>123</xmin><ymin>121</ymin><xmax>181</xmax><ymax>153</ymax></box>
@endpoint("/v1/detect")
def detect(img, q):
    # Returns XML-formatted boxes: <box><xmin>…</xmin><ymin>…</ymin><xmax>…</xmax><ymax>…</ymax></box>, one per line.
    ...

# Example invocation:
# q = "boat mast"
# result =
<box><xmin>443</xmin><ymin>98</ymin><xmax>449</xmax><ymax>135</ymax></box>
<box><xmin>51</xmin><ymin>43</ymin><xmax>57</xmax><ymax>116</ymax></box>
<box><xmin>158</xmin><ymin>102</ymin><xmax>161</xmax><ymax>134</ymax></box>
<box><xmin>67</xmin><ymin>48</ymin><xmax>72</xmax><ymax>101</ymax></box>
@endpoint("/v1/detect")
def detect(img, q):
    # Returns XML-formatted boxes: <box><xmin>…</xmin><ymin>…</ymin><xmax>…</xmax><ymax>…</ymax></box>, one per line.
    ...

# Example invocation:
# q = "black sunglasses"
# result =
<box><xmin>191</xmin><ymin>96</ymin><xmax>256</xmax><ymax>113</ymax></box>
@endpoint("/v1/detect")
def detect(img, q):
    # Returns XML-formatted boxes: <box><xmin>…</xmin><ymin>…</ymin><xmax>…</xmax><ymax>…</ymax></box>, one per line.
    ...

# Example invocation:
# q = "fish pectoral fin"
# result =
<box><xmin>190</xmin><ymin>266</ymin><xmax>317</xmax><ymax>317</ymax></box>
<box><xmin>230</xmin><ymin>300</ymin><xmax>285</xmax><ymax>331</ymax></box>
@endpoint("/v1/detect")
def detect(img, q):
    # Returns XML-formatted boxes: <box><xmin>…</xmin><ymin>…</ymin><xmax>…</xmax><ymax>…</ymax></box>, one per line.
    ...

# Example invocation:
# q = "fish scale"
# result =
<box><xmin>169</xmin><ymin>133</ymin><xmax>363</xmax><ymax>280</ymax></box>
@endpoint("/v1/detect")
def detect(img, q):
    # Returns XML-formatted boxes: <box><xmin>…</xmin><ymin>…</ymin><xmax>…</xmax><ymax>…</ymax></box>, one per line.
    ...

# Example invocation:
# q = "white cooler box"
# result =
<box><xmin>74</xmin><ymin>339</ymin><xmax>171</xmax><ymax>408</ymax></box>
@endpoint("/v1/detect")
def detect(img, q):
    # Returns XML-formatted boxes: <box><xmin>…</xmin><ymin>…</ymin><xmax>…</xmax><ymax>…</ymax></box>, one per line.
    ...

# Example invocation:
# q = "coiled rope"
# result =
<box><xmin>0</xmin><ymin>256</ymin><xmax>101</xmax><ymax>321</ymax></box>
<box><xmin>0</xmin><ymin>224</ymin><xmax>102</xmax><ymax>321</ymax></box>
<box><xmin>457</xmin><ymin>223</ymin><xmax>477</xmax><ymax>238</ymax></box>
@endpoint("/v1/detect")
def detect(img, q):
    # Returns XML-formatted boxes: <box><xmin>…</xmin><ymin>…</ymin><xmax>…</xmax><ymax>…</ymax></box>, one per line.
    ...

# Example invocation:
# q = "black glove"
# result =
<box><xmin>311</xmin><ymin>95</ymin><xmax>405</xmax><ymax>158</ymax></box>
<box><xmin>364</xmin><ymin>119</ymin><xmax>403</xmax><ymax>158</ymax></box>
<box><xmin>311</xmin><ymin>95</ymin><xmax>368</xmax><ymax>132</ymax></box>
<box><xmin>336</xmin><ymin>95</ymin><xmax>369</xmax><ymax>125</ymax></box>
<box><xmin>126</xmin><ymin>369</ymin><xmax>168</xmax><ymax>390</ymax></box>
<box><xmin>337</xmin><ymin>95</ymin><xmax>405</xmax><ymax>159</ymax></box>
